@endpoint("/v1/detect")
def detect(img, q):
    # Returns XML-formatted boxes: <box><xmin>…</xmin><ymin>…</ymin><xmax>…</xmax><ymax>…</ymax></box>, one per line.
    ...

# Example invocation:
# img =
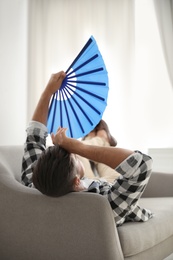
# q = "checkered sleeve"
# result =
<box><xmin>21</xmin><ymin>121</ymin><xmax>48</xmax><ymax>187</ymax></box>
<box><xmin>88</xmin><ymin>151</ymin><xmax>153</xmax><ymax>226</ymax></box>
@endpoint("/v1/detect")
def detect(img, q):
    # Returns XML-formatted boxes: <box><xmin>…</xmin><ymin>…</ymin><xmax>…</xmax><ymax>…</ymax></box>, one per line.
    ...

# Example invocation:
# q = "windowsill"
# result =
<box><xmin>148</xmin><ymin>148</ymin><xmax>173</xmax><ymax>174</ymax></box>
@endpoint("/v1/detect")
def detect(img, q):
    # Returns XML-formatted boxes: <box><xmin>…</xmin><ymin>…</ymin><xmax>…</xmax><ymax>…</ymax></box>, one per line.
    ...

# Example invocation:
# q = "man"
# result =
<box><xmin>21</xmin><ymin>71</ymin><xmax>153</xmax><ymax>226</ymax></box>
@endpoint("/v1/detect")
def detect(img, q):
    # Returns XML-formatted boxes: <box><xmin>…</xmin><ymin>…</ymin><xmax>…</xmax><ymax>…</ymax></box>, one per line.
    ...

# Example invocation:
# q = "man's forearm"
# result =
<box><xmin>52</xmin><ymin>127</ymin><xmax>134</xmax><ymax>169</ymax></box>
<box><xmin>32</xmin><ymin>71</ymin><xmax>66</xmax><ymax>126</ymax></box>
<box><xmin>62</xmin><ymin>139</ymin><xmax>134</xmax><ymax>169</ymax></box>
<box><xmin>32</xmin><ymin>89</ymin><xmax>52</xmax><ymax>125</ymax></box>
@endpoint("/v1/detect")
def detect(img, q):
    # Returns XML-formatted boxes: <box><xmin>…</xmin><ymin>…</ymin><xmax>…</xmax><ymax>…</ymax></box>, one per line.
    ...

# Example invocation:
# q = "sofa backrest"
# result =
<box><xmin>0</xmin><ymin>145</ymin><xmax>23</xmax><ymax>182</ymax></box>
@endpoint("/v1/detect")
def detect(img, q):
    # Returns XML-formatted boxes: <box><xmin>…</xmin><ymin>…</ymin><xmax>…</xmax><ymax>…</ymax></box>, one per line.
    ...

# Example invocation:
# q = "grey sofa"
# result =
<box><xmin>0</xmin><ymin>145</ymin><xmax>173</xmax><ymax>260</ymax></box>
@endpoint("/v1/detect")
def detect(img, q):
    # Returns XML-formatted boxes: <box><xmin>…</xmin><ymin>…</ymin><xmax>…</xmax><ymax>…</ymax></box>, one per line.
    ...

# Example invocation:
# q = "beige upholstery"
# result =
<box><xmin>0</xmin><ymin>145</ymin><xmax>173</xmax><ymax>260</ymax></box>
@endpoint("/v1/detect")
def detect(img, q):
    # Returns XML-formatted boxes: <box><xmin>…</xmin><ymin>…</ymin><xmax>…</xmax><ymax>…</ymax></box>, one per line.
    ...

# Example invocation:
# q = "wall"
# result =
<box><xmin>0</xmin><ymin>0</ymin><xmax>173</xmax><ymax>155</ymax></box>
<box><xmin>0</xmin><ymin>0</ymin><xmax>28</xmax><ymax>145</ymax></box>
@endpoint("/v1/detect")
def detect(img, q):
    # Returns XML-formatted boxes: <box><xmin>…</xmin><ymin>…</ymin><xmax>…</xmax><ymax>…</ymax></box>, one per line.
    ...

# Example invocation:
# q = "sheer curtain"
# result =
<box><xmin>27</xmin><ymin>0</ymin><xmax>135</xmax><ymax>144</ymax></box>
<box><xmin>153</xmin><ymin>0</ymin><xmax>173</xmax><ymax>88</ymax></box>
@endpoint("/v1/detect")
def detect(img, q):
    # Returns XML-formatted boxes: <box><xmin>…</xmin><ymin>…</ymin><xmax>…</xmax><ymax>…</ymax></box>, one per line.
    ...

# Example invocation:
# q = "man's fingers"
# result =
<box><xmin>51</xmin><ymin>127</ymin><xmax>68</xmax><ymax>145</ymax></box>
<box><xmin>53</xmin><ymin>71</ymin><xmax>66</xmax><ymax>82</ymax></box>
<box><xmin>56</xmin><ymin>127</ymin><xmax>68</xmax><ymax>134</ymax></box>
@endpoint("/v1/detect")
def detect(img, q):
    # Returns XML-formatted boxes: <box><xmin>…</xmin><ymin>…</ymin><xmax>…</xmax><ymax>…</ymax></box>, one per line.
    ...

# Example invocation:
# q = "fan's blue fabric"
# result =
<box><xmin>47</xmin><ymin>36</ymin><xmax>109</xmax><ymax>139</ymax></box>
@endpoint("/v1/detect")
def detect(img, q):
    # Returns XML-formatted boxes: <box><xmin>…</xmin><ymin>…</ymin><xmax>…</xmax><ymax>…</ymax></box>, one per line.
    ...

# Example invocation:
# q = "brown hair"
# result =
<box><xmin>32</xmin><ymin>146</ymin><xmax>76</xmax><ymax>197</ymax></box>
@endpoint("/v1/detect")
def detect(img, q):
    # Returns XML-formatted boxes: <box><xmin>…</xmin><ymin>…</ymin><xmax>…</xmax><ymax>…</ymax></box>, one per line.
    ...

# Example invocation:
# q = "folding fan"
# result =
<box><xmin>47</xmin><ymin>36</ymin><xmax>109</xmax><ymax>139</ymax></box>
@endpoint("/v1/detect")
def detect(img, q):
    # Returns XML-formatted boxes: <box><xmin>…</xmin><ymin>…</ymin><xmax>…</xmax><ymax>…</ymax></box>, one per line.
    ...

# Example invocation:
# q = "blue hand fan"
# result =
<box><xmin>47</xmin><ymin>36</ymin><xmax>109</xmax><ymax>139</ymax></box>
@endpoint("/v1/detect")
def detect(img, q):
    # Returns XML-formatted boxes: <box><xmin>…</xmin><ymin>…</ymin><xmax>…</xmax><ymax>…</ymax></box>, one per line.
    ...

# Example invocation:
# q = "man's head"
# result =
<box><xmin>32</xmin><ymin>145</ymin><xmax>85</xmax><ymax>197</ymax></box>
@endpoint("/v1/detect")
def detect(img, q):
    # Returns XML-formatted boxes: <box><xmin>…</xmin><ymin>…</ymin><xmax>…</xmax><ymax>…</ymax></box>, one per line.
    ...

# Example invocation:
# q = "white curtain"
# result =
<box><xmin>27</xmin><ymin>0</ymin><xmax>135</xmax><ymax>143</ymax></box>
<box><xmin>153</xmin><ymin>0</ymin><xmax>173</xmax><ymax>88</ymax></box>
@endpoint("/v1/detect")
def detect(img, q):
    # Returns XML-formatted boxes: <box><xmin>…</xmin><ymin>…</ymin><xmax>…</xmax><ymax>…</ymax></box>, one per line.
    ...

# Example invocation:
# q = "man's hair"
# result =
<box><xmin>32</xmin><ymin>146</ymin><xmax>76</xmax><ymax>197</ymax></box>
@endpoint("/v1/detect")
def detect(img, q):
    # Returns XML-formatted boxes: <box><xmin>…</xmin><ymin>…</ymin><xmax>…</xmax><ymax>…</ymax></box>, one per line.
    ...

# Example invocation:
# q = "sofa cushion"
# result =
<box><xmin>118</xmin><ymin>197</ymin><xmax>173</xmax><ymax>258</ymax></box>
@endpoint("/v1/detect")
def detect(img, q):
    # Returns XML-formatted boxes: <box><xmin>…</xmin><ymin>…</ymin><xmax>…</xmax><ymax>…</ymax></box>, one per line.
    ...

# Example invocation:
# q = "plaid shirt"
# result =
<box><xmin>21</xmin><ymin>121</ymin><xmax>153</xmax><ymax>226</ymax></box>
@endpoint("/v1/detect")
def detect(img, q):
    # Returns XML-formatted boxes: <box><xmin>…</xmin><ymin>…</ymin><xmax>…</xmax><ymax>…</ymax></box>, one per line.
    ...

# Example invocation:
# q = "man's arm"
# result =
<box><xmin>32</xmin><ymin>71</ymin><xmax>66</xmax><ymax>125</ymax></box>
<box><xmin>51</xmin><ymin>127</ymin><xmax>134</xmax><ymax>169</ymax></box>
<box><xmin>21</xmin><ymin>71</ymin><xmax>66</xmax><ymax>186</ymax></box>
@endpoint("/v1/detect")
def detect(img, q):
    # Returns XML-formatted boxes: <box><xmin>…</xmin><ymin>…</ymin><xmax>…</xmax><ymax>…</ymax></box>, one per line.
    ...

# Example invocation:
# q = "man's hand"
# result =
<box><xmin>51</xmin><ymin>127</ymin><xmax>68</xmax><ymax>146</ymax></box>
<box><xmin>51</xmin><ymin>127</ymin><xmax>82</xmax><ymax>154</ymax></box>
<box><xmin>45</xmin><ymin>71</ymin><xmax>66</xmax><ymax>96</ymax></box>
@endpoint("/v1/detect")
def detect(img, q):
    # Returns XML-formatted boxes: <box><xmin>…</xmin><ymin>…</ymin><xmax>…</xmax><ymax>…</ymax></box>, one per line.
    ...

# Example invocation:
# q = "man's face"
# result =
<box><xmin>72</xmin><ymin>154</ymin><xmax>85</xmax><ymax>179</ymax></box>
<box><xmin>71</xmin><ymin>154</ymin><xmax>86</xmax><ymax>191</ymax></box>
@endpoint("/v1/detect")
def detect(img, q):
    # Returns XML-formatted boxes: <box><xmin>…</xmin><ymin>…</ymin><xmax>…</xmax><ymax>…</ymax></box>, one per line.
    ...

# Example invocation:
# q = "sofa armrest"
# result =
<box><xmin>0</xmin><ymin>173</ymin><xmax>124</xmax><ymax>260</ymax></box>
<box><xmin>142</xmin><ymin>171</ymin><xmax>173</xmax><ymax>198</ymax></box>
